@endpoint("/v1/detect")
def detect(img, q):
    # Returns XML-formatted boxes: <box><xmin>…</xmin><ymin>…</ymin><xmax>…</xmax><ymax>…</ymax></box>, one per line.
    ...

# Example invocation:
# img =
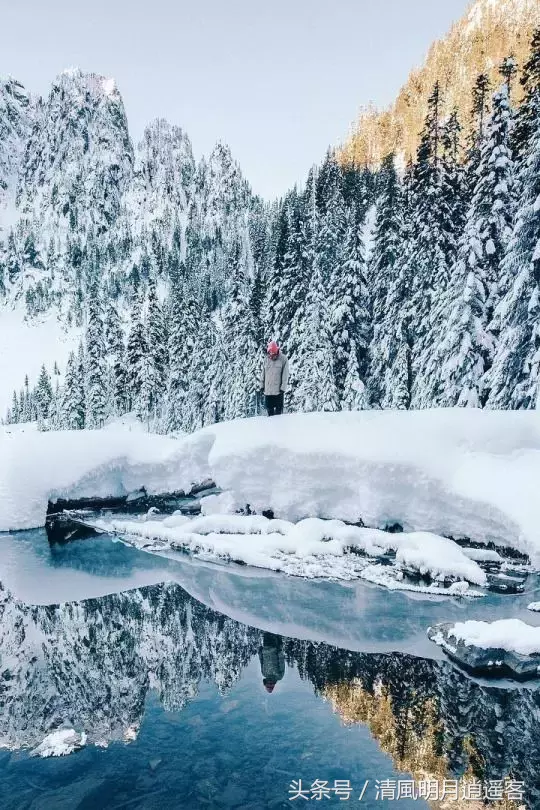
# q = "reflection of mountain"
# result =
<box><xmin>0</xmin><ymin>581</ymin><xmax>260</xmax><ymax>749</ymax></box>
<box><xmin>284</xmin><ymin>641</ymin><xmax>536</xmax><ymax>809</ymax></box>
<box><xmin>0</xmin><ymin>580</ymin><xmax>538</xmax><ymax>809</ymax></box>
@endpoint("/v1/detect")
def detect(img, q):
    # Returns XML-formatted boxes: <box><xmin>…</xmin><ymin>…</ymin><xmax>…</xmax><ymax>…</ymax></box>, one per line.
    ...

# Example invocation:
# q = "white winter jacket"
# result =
<box><xmin>260</xmin><ymin>353</ymin><xmax>289</xmax><ymax>396</ymax></box>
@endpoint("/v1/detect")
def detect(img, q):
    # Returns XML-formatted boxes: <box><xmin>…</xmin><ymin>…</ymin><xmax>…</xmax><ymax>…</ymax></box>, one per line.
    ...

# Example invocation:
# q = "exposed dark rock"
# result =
<box><xmin>384</xmin><ymin>522</ymin><xmax>403</xmax><ymax>533</ymax></box>
<box><xmin>189</xmin><ymin>480</ymin><xmax>218</xmax><ymax>496</ymax></box>
<box><xmin>45</xmin><ymin>489</ymin><xmax>203</xmax><ymax>544</ymax></box>
<box><xmin>485</xmin><ymin>570</ymin><xmax>527</xmax><ymax>594</ymax></box>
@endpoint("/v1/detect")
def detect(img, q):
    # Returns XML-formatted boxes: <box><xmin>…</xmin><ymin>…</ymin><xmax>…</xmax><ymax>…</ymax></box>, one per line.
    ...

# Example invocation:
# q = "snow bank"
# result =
<box><xmin>30</xmin><ymin>728</ymin><xmax>86</xmax><ymax>758</ymax></box>
<box><xmin>3</xmin><ymin>409</ymin><xmax>540</xmax><ymax>563</ymax></box>
<box><xmin>447</xmin><ymin>619</ymin><xmax>540</xmax><ymax>656</ymax></box>
<box><xmin>202</xmin><ymin>410</ymin><xmax>540</xmax><ymax>560</ymax></box>
<box><xmin>0</xmin><ymin>427</ymin><xmax>212</xmax><ymax>531</ymax></box>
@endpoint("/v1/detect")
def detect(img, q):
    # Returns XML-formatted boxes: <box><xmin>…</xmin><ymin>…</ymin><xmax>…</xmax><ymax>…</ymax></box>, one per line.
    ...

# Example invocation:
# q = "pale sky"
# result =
<box><xmin>2</xmin><ymin>0</ymin><xmax>471</xmax><ymax>199</ymax></box>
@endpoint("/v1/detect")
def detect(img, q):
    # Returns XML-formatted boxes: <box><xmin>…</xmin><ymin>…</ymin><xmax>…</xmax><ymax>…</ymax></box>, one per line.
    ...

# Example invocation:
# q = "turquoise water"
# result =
<box><xmin>1</xmin><ymin>655</ymin><xmax>426</xmax><ymax>810</ymax></box>
<box><xmin>0</xmin><ymin>531</ymin><xmax>539</xmax><ymax>809</ymax></box>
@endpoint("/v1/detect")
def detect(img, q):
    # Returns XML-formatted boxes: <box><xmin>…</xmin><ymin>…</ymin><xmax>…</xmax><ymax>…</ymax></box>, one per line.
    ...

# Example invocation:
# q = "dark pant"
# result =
<box><xmin>265</xmin><ymin>392</ymin><xmax>284</xmax><ymax>416</ymax></box>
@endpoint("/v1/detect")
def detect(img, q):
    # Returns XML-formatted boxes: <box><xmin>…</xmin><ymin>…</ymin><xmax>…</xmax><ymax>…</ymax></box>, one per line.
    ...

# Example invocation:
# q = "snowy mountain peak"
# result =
<box><xmin>464</xmin><ymin>0</ymin><xmax>539</xmax><ymax>32</ymax></box>
<box><xmin>55</xmin><ymin>68</ymin><xmax>120</xmax><ymax>102</ymax></box>
<box><xmin>15</xmin><ymin>68</ymin><xmax>133</xmax><ymax>239</ymax></box>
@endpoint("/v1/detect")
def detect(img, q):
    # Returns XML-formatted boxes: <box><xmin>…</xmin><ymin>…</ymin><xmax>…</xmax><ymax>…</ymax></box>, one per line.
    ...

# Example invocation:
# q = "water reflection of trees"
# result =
<box><xmin>0</xmin><ymin>579</ymin><xmax>538</xmax><ymax>809</ymax></box>
<box><xmin>283</xmin><ymin>639</ymin><xmax>536</xmax><ymax>809</ymax></box>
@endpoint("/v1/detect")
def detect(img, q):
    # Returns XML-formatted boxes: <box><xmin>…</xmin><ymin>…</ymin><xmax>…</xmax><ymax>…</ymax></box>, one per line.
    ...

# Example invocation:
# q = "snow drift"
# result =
<box><xmin>90</xmin><ymin>513</ymin><xmax>488</xmax><ymax>587</ymax></box>
<box><xmin>2</xmin><ymin>409</ymin><xmax>540</xmax><ymax>561</ymax></box>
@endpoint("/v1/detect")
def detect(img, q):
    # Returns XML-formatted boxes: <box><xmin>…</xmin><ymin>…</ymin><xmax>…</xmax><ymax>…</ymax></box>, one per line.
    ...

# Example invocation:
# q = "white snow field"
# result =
<box><xmin>442</xmin><ymin>618</ymin><xmax>540</xmax><ymax>657</ymax></box>
<box><xmin>2</xmin><ymin>409</ymin><xmax>540</xmax><ymax>579</ymax></box>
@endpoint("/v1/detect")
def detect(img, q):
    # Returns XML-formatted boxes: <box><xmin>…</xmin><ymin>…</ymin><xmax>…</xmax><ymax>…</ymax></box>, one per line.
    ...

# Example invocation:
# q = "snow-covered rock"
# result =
<box><xmin>90</xmin><ymin>513</ymin><xmax>487</xmax><ymax>588</ymax></box>
<box><xmin>428</xmin><ymin>619</ymin><xmax>540</xmax><ymax>678</ymax></box>
<box><xmin>30</xmin><ymin>728</ymin><xmax>87</xmax><ymax>758</ymax></box>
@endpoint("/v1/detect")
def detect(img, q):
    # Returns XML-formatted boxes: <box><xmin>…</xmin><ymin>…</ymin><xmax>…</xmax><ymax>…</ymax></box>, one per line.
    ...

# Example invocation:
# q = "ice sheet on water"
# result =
<box><xmin>2</xmin><ymin>527</ymin><xmax>539</xmax><ymax>663</ymax></box>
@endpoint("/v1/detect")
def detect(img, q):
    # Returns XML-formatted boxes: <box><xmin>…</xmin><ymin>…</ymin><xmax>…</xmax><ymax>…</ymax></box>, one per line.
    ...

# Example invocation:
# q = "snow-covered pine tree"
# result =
<box><xmin>367</xmin><ymin>153</ymin><xmax>404</xmax><ymax>407</ymax></box>
<box><xmin>136</xmin><ymin>332</ymin><xmax>159</xmax><ymax>428</ymax></box>
<box><xmin>126</xmin><ymin>294</ymin><xmax>145</xmax><ymax>410</ymax></box>
<box><xmin>270</xmin><ymin>190</ymin><xmax>310</xmax><ymax>350</ymax></box>
<box><xmin>203</xmin><ymin>324</ymin><xmax>227</xmax><ymax>426</ymax></box>
<box><xmin>484</xmin><ymin>83</ymin><xmax>540</xmax><ymax>408</ymax></box>
<box><xmin>441</xmin><ymin>109</ymin><xmax>466</xmax><ymax>264</ymax></box>
<box><xmin>249</xmin><ymin>261</ymin><xmax>266</xmax><ymax>350</ymax></box>
<box><xmin>125</xmin><ymin>292</ymin><xmax>158</xmax><ymax>426</ymax></box>
<box><xmin>281</xmin><ymin>169</ymin><xmax>318</xmax><ymax>394</ymax></box>
<box><xmin>471</xmin><ymin>74</ymin><xmax>491</xmax><ymax>153</ymax></box>
<box><xmin>329</xmin><ymin>208</ymin><xmax>371</xmax><ymax>407</ymax></box>
<box><xmin>222</xmin><ymin>239</ymin><xmax>259</xmax><ymax>420</ymax></box>
<box><xmin>49</xmin><ymin>378</ymin><xmax>62</xmax><ymax>429</ymax></box>
<box><xmin>314</xmin><ymin>152</ymin><xmax>346</xmax><ymax>285</ymax></box>
<box><xmin>84</xmin><ymin>288</ymin><xmax>108</xmax><ymax>428</ymax></box>
<box><xmin>479</xmin><ymin>81</ymin><xmax>517</xmax><ymax>317</ymax></box>
<box><xmin>146</xmin><ymin>277</ymin><xmax>168</xmax><ymax>404</ymax></box>
<box><xmin>410</xmin><ymin>83</ymin><xmax>450</xmax><ymax>306</ymax></box>
<box><xmin>104</xmin><ymin>300</ymin><xmax>128</xmax><ymax>416</ymax></box>
<box><xmin>165</xmin><ymin>283</ymin><xmax>199</xmax><ymax>432</ymax></box>
<box><xmin>500</xmin><ymin>55</ymin><xmax>518</xmax><ymax>99</ymax></box>
<box><xmin>263</xmin><ymin>194</ymin><xmax>291</xmax><ymax>343</ymax></box>
<box><xmin>20</xmin><ymin>375</ymin><xmax>32</xmax><ymax>422</ymax></box>
<box><xmin>373</xmin><ymin>162</ymin><xmax>417</xmax><ymax>409</ymax></box>
<box><xmin>290</xmin><ymin>257</ymin><xmax>339</xmax><ymax>414</ymax></box>
<box><xmin>417</xmin><ymin>82</ymin><xmax>515</xmax><ymax>408</ymax></box>
<box><xmin>8</xmin><ymin>390</ymin><xmax>19</xmax><ymax>424</ymax></box>
<box><xmin>181</xmin><ymin>303</ymin><xmax>212</xmax><ymax>431</ymax></box>
<box><xmin>6</xmin><ymin>232</ymin><xmax>21</xmax><ymax>289</ymax></box>
<box><xmin>465</xmin><ymin>72</ymin><xmax>492</xmax><ymax>205</ymax></box>
<box><xmin>33</xmin><ymin>364</ymin><xmax>53</xmax><ymax>428</ymax></box>
<box><xmin>408</xmin><ymin>85</ymin><xmax>464</xmax><ymax>404</ymax></box>
<box><xmin>61</xmin><ymin>347</ymin><xmax>86</xmax><ymax>429</ymax></box>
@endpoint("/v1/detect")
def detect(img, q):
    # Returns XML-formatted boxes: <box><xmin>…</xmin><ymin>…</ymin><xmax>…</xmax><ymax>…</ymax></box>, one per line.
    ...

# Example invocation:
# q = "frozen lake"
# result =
<box><xmin>0</xmin><ymin>530</ymin><xmax>538</xmax><ymax>808</ymax></box>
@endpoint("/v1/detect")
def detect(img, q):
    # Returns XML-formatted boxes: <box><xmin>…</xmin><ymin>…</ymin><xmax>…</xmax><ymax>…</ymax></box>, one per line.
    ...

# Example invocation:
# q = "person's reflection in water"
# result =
<box><xmin>259</xmin><ymin>632</ymin><xmax>285</xmax><ymax>693</ymax></box>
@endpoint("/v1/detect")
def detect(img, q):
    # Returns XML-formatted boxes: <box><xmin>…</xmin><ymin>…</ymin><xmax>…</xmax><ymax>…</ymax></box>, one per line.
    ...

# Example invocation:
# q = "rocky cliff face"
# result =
<box><xmin>0</xmin><ymin>77</ymin><xmax>34</xmax><ymax>233</ymax></box>
<box><xmin>340</xmin><ymin>0</ymin><xmax>540</xmax><ymax>167</ymax></box>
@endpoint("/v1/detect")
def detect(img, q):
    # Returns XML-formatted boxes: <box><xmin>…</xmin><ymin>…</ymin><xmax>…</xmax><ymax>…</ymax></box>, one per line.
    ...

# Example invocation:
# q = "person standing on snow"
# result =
<box><xmin>260</xmin><ymin>340</ymin><xmax>289</xmax><ymax>416</ymax></box>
